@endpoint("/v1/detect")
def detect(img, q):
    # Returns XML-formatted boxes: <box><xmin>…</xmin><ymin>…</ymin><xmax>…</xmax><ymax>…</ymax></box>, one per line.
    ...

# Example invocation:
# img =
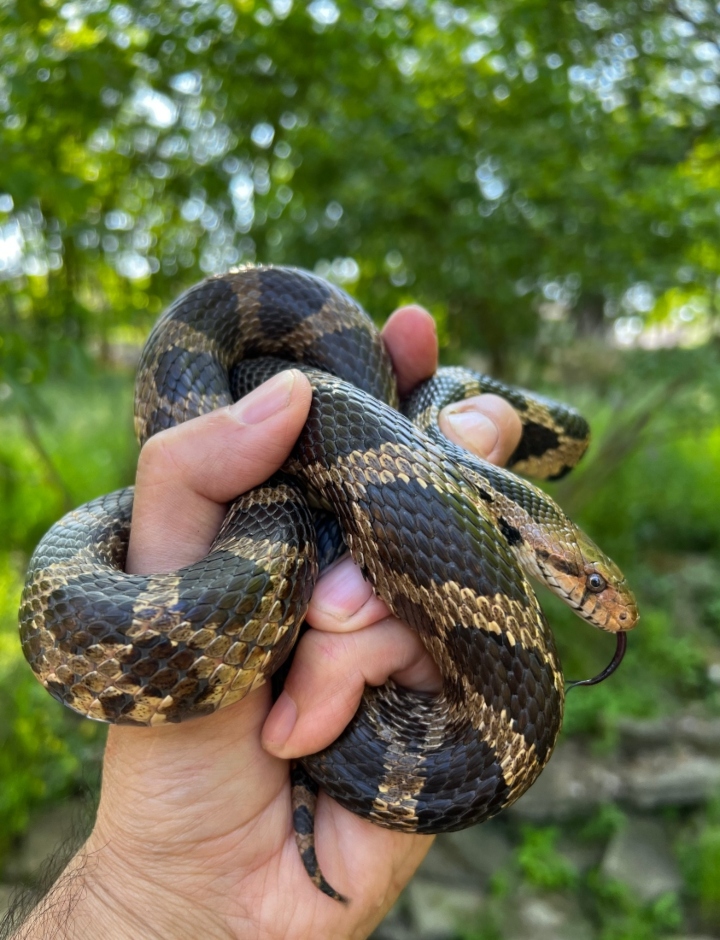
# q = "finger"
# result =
<box><xmin>381</xmin><ymin>305</ymin><xmax>438</xmax><ymax>397</ymax></box>
<box><xmin>440</xmin><ymin>393</ymin><xmax>523</xmax><ymax>467</ymax></box>
<box><xmin>261</xmin><ymin>555</ymin><xmax>441</xmax><ymax>756</ymax></box>
<box><xmin>127</xmin><ymin>369</ymin><xmax>312</xmax><ymax>574</ymax></box>
<box><xmin>306</xmin><ymin>555</ymin><xmax>391</xmax><ymax>633</ymax></box>
<box><xmin>262</xmin><ymin>619</ymin><xmax>441</xmax><ymax>758</ymax></box>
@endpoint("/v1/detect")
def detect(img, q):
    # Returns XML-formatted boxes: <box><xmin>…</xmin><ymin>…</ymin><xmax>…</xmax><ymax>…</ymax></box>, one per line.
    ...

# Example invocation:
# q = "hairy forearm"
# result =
<box><xmin>4</xmin><ymin>842</ymin><xmax>218</xmax><ymax>940</ymax></box>
<box><xmin>7</xmin><ymin>852</ymin><xmax>96</xmax><ymax>940</ymax></box>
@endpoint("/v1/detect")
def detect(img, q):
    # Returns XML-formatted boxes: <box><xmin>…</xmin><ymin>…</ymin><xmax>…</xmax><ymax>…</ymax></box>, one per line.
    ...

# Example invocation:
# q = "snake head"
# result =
<box><xmin>535</xmin><ymin>528</ymin><xmax>639</xmax><ymax>633</ymax></box>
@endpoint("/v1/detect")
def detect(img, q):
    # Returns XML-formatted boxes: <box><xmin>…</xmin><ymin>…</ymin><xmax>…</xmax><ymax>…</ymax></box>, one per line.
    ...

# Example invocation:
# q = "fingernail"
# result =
<box><xmin>444</xmin><ymin>408</ymin><xmax>499</xmax><ymax>456</ymax></box>
<box><xmin>265</xmin><ymin>691</ymin><xmax>297</xmax><ymax>753</ymax></box>
<box><xmin>229</xmin><ymin>370</ymin><xmax>296</xmax><ymax>425</ymax></box>
<box><xmin>314</xmin><ymin>560</ymin><xmax>365</xmax><ymax>622</ymax></box>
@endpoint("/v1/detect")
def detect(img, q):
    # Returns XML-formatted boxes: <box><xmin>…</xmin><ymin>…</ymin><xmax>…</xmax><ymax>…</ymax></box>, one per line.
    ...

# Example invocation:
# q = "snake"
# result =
<box><xmin>18</xmin><ymin>265</ymin><xmax>639</xmax><ymax>901</ymax></box>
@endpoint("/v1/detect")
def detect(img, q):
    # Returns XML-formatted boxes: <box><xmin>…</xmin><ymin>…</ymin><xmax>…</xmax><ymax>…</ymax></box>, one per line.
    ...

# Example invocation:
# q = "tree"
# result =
<box><xmin>1</xmin><ymin>0</ymin><xmax>719</xmax><ymax>384</ymax></box>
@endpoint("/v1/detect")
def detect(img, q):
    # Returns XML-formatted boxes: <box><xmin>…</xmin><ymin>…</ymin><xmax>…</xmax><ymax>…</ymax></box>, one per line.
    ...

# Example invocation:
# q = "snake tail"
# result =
<box><xmin>291</xmin><ymin>762</ymin><xmax>347</xmax><ymax>903</ymax></box>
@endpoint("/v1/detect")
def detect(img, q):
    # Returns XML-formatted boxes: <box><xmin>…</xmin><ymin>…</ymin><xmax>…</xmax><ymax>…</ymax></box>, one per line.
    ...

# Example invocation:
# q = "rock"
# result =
<box><xmin>557</xmin><ymin>835</ymin><xmax>604</xmax><ymax>874</ymax></box>
<box><xmin>503</xmin><ymin>732</ymin><xmax>720</xmax><ymax>820</ymax></box>
<box><xmin>440</xmin><ymin>822</ymin><xmax>513</xmax><ymax>883</ymax></box>
<box><xmin>371</xmin><ymin>921</ymin><xmax>416</xmax><ymax>940</ymax></box>
<box><xmin>405</xmin><ymin>881</ymin><xmax>484</xmax><ymax>939</ymax></box>
<box><xmin>502</xmin><ymin>889</ymin><xmax>594</xmax><ymax>940</ymax></box>
<box><xmin>417</xmin><ymin>822</ymin><xmax>512</xmax><ymax>888</ymax></box>
<box><xmin>509</xmin><ymin>741</ymin><xmax>622</xmax><ymax>822</ymax></box>
<box><xmin>624</xmin><ymin>750</ymin><xmax>720</xmax><ymax>809</ymax></box>
<box><xmin>393</xmin><ymin>824</ymin><xmax>509</xmax><ymax>937</ymax></box>
<box><xmin>617</xmin><ymin>716</ymin><xmax>684</xmax><ymax>749</ymax></box>
<box><xmin>601</xmin><ymin>817</ymin><xmax>681</xmax><ymax>902</ymax></box>
<box><xmin>370</xmin><ymin>898</ymin><xmax>415</xmax><ymax>940</ymax></box>
<box><xmin>618</xmin><ymin>714</ymin><xmax>720</xmax><ymax>755</ymax></box>
<box><xmin>415</xmin><ymin>838</ymin><xmax>476</xmax><ymax>887</ymax></box>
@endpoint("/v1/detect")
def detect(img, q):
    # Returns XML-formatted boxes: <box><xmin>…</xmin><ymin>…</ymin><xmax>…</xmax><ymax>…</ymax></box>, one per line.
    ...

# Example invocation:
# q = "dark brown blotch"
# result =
<box><xmin>257</xmin><ymin>267</ymin><xmax>332</xmax><ymax>337</ymax></box>
<box><xmin>509</xmin><ymin>422</ymin><xmax>561</xmax><ymax>465</ymax></box>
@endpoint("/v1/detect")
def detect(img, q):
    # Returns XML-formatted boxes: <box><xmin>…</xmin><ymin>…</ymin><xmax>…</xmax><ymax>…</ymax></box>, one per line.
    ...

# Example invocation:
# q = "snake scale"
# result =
<box><xmin>19</xmin><ymin>265</ymin><xmax>638</xmax><ymax>901</ymax></box>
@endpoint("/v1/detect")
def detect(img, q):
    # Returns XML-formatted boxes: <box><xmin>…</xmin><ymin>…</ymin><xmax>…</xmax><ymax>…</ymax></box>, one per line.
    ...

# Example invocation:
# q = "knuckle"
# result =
<box><xmin>136</xmin><ymin>428</ymin><xmax>185</xmax><ymax>483</ymax></box>
<box><xmin>302</xmin><ymin>628</ymin><xmax>347</xmax><ymax>666</ymax></box>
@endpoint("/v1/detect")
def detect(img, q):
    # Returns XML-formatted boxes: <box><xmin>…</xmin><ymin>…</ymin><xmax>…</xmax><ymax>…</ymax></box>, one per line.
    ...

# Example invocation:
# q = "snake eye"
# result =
<box><xmin>586</xmin><ymin>572</ymin><xmax>607</xmax><ymax>594</ymax></box>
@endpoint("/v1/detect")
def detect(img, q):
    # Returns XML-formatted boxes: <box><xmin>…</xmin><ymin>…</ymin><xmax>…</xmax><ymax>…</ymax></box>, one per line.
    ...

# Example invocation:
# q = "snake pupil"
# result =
<box><xmin>587</xmin><ymin>573</ymin><xmax>606</xmax><ymax>593</ymax></box>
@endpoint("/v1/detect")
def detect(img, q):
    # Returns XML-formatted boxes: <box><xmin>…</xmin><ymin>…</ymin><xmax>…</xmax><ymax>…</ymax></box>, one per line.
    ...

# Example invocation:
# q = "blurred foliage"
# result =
<box><xmin>542</xmin><ymin>342</ymin><xmax>720</xmax><ymax>741</ymax></box>
<box><xmin>683</xmin><ymin>819</ymin><xmax>720</xmax><ymax>926</ymax></box>
<box><xmin>2</xmin><ymin>0</ymin><xmax>720</xmax><ymax>936</ymax></box>
<box><xmin>0</xmin><ymin>373</ymin><xmax>134</xmax><ymax>855</ymax></box>
<box><xmin>0</xmin><ymin>371</ymin><xmax>136</xmax><ymax>552</ymax></box>
<box><xmin>679</xmin><ymin>795</ymin><xmax>720</xmax><ymax>930</ymax></box>
<box><xmin>516</xmin><ymin>826</ymin><xmax>579</xmax><ymax>890</ymax></box>
<box><xmin>589</xmin><ymin>878</ymin><xmax>683</xmax><ymax>940</ymax></box>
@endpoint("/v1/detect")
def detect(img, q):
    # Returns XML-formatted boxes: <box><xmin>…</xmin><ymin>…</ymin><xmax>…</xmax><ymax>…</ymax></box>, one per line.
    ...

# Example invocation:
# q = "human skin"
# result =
<box><xmin>14</xmin><ymin>305</ymin><xmax>521</xmax><ymax>940</ymax></box>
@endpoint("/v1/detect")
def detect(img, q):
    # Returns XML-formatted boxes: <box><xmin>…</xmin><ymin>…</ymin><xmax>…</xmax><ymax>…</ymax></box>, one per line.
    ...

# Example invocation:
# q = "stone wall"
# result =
<box><xmin>372</xmin><ymin>712</ymin><xmax>720</xmax><ymax>939</ymax></box>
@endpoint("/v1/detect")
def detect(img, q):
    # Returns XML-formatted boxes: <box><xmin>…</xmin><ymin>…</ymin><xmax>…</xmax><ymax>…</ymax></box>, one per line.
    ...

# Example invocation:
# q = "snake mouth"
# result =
<box><xmin>535</xmin><ymin>549</ymin><xmax>630</xmax><ymax>685</ymax></box>
<box><xmin>566</xmin><ymin>632</ymin><xmax>628</xmax><ymax>690</ymax></box>
<box><xmin>534</xmin><ymin>552</ymin><xmax>637</xmax><ymax>633</ymax></box>
<box><xmin>535</xmin><ymin>554</ymin><xmax>594</xmax><ymax>619</ymax></box>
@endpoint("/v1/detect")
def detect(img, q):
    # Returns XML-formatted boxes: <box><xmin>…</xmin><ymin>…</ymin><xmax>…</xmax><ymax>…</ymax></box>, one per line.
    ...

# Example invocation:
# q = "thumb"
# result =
<box><xmin>439</xmin><ymin>393</ymin><xmax>523</xmax><ymax>467</ymax></box>
<box><xmin>127</xmin><ymin>369</ymin><xmax>312</xmax><ymax>574</ymax></box>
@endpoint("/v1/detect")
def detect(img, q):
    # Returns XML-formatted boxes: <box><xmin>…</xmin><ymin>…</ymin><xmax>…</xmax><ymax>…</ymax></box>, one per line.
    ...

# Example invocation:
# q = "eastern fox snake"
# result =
<box><xmin>19</xmin><ymin>266</ymin><xmax>638</xmax><ymax>900</ymax></box>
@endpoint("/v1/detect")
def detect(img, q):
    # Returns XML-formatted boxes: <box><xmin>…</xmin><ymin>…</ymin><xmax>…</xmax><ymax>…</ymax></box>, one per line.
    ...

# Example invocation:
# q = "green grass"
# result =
<box><xmin>0</xmin><ymin>370</ymin><xmax>137</xmax><ymax>555</ymax></box>
<box><xmin>0</xmin><ymin>370</ymin><xmax>136</xmax><ymax>861</ymax></box>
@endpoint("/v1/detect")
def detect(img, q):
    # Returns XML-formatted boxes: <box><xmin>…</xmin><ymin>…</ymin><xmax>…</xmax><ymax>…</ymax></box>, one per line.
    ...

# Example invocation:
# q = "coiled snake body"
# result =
<box><xmin>19</xmin><ymin>266</ymin><xmax>638</xmax><ymax>900</ymax></box>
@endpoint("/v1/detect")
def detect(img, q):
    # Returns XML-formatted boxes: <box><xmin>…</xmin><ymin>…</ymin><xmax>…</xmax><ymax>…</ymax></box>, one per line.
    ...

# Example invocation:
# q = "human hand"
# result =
<box><xmin>18</xmin><ymin>305</ymin><xmax>521</xmax><ymax>940</ymax></box>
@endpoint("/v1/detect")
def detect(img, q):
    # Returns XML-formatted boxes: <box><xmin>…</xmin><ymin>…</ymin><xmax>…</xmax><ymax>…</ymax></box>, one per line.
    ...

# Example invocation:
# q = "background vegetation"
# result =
<box><xmin>1</xmin><ymin>0</ymin><xmax>720</xmax><ymax>936</ymax></box>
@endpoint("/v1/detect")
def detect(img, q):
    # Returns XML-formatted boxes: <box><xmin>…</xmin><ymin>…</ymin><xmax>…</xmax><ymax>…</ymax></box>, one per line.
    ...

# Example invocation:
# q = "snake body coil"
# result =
<box><xmin>19</xmin><ymin>266</ymin><xmax>638</xmax><ymax>900</ymax></box>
